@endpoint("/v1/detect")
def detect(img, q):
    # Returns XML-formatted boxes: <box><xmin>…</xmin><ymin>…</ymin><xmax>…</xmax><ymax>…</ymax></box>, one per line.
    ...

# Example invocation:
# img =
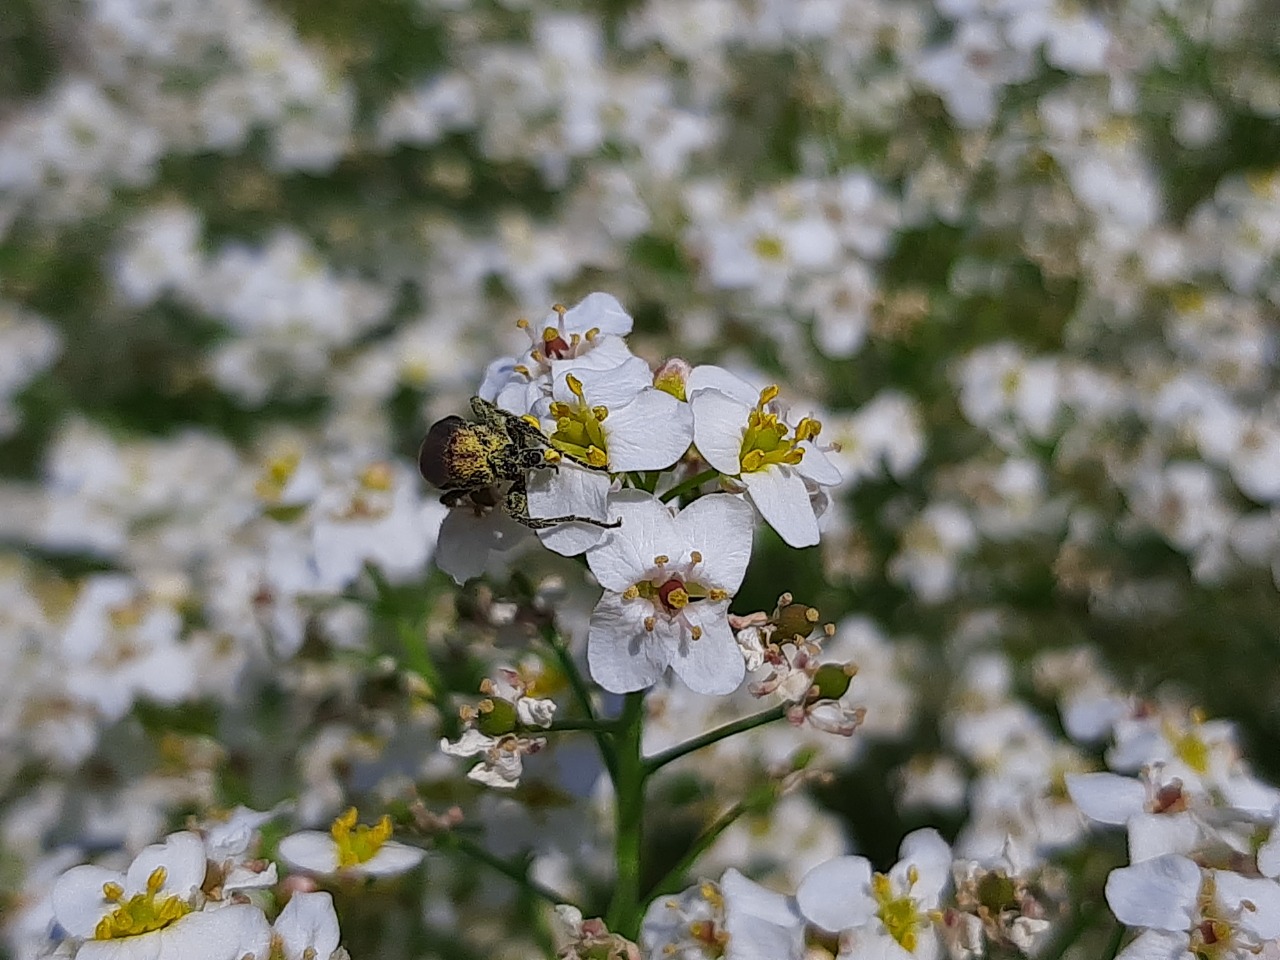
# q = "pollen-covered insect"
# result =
<box><xmin>418</xmin><ymin>396</ymin><xmax>621</xmax><ymax>531</ymax></box>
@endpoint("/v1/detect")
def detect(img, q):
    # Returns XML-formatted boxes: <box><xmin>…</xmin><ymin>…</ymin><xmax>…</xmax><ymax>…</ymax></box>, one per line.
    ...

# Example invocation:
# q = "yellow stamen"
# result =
<box><xmin>644</xmin><ymin>616</ymin><xmax>656</xmax><ymax>632</ymax></box>
<box><xmin>690</xmin><ymin>626</ymin><xmax>702</xmax><ymax>641</ymax></box>
<box><xmin>690</xmin><ymin>551</ymin><xmax>702</xmax><ymax>563</ymax></box>
<box><xmin>654</xmin><ymin>555</ymin><xmax>669</xmax><ymax>565</ymax></box>
<box><xmin>623</xmin><ymin>585</ymin><xmax>640</xmax><ymax>600</ymax></box>
<box><xmin>330</xmin><ymin>807</ymin><xmax>393</xmax><ymax>868</ymax></box>
<box><xmin>93</xmin><ymin>867</ymin><xmax>192</xmax><ymax>940</ymax></box>
<box><xmin>566</xmin><ymin>373</ymin><xmax>586</xmax><ymax>400</ymax></box>
<box><xmin>736</xmin><ymin>385</ymin><xmax>818</xmax><ymax>474</ymax></box>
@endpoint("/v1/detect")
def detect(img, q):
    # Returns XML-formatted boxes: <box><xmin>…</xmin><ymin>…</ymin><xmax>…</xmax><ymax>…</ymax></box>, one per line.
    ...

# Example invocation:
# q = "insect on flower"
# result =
<box><xmin>418</xmin><ymin>396</ymin><xmax>622</xmax><ymax>531</ymax></box>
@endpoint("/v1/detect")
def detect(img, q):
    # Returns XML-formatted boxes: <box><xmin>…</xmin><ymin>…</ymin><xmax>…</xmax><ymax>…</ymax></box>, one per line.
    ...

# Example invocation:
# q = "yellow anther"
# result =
<box><xmin>907</xmin><ymin>865</ymin><xmax>919</xmax><ymax>886</ymax></box>
<box><xmin>542</xmin><ymin>326</ymin><xmax>560</xmax><ymax>343</ymax></box>
<box><xmin>93</xmin><ymin>867</ymin><xmax>191</xmax><ymax>941</ymax></box>
<box><xmin>708</xmin><ymin>588</ymin><xmax>728</xmax><ymax>601</ymax></box>
<box><xmin>805</xmin><ymin>607</ymin><xmax>820</xmax><ymax>622</ymax></box>
<box><xmin>552</xmin><ymin>303</ymin><xmax>567</xmax><ymax>316</ymax></box>
<box><xmin>479</xmin><ymin>678</ymin><xmax>496</xmax><ymax>694</ymax></box>
<box><xmin>521</xmin><ymin>414</ymin><xmax>541</xmax><ymax>429</ymax></box>
<box><xmin>570</xmin><ymin>333</ymin><xmax>581</xmax><ymax>347</ymax></box>
<box><xmin>477</xmin><ymin>698</ymin><xmax>495</xmax><ymax>714</ymax></box>
<box><xmin>623</xmin><ymin>585</ymin><xmax>640</xmax><ymax>600</ymax></box>
<box><xmin>666</xmin><ymin>588</ymin><xmax>689</xmax><ymax>609</ymax></box>
<box><xmin>102</xmin><ymin>881</ymin><xmax>125</xmax><ymax>902</ymax></box>
<box><xmin>654</xmin><ymin>555</ymin><xmax>669</xmax><ymax>565</ymax></box>
<box><xmin>794</xmin><ymin>417</ymin><xmax>822</xmax><ymax>441</ymax></box>
<box><xmin>592</xmin><ymin>405</ymin><xmax>608</xmax><ymax>421</ymax></box>
<box><xmin>530</xmin><ymin>349</ymin><xmax>544</xmax><ymax>363</ymax></box>
<box><xmin>516</xmin><ymin>317</ymin><xmax>530</xmax><ymax>329</ymax></box>
<box><xmin>584</xmin><ymin>326</ymin><xmax>600</xmax><ymax>341</ymax></box>
<box><xmin>512</xmin><ymin>364</ymin><xmax>531</xmax><ymax>377</ymax></box>
<box><xmin>690</xmin><ymin>626</ymin><xmax>703</xmax><ymax>641</ymax></box>
<box><xmin>544</xmin><ymin>449</ymin><xmax>562</xmax><ymax>464</ymax></box>
<box><xmin>690</xmin><ymin>551</ymin><xmax>703</xmax><ymax>563</ymax></box>
<box><xmin>586</xmin><ymin>446</ymin><xmax>608</xmax><ymax>467</ymax></box>
<box><xmin>565</xmin><ymin>373</ymin><xmax>586</xmax><ymax>400</ymax></box>
<box><xmin>644</xmin><ymin>616</ymin><xmax>656</xmax><ymax>632</ymax></box>
<box><xmin>759</xmin><ymin>385</ymin><xmax>780</xmax><ymax>406</ymax></box>
<box><xmin>741</xmin><ymin>449</ymin><xmax>766</xmax><ymax>472</ymax></box>
<box><xmin>331</xmin><ymin>807</ymin><xmax>393</xmax><ymax>868</ymax></box>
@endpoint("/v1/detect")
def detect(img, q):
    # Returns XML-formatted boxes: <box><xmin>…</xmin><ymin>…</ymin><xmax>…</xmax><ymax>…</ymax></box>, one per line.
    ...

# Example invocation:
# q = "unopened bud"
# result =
<box><xmin>653</xmin><ymin>357</ymin><xmax>692</xmax><ymax>401</ymax></box>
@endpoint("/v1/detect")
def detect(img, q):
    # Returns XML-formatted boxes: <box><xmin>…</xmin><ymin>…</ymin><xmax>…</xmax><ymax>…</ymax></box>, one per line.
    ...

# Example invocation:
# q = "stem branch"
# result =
<box><xmin>644</xmin><ymin>704</ymin><xmax>788</xmax><ymax>775</ymax></box>
<box><xmin>539</xmin><ymin>623</ymin><xmax>617</xmax><ymax>780</ymax></box>
<box><xmin>645</xmin><ymin>801</ymin><xmax>751</xmax><ymax>900</ymax></box>
<box><xmin>658</xmin><ymin>468</ymin><xmax>720</xmax><ymax>504</ymax></box>
<box><xmin>606</xmin><ymin>691</ymin><xmax>647</xmax><ymax>940</ymax></box>
<box><xmin>434</xmin><ymin>832</ymin><xmax>567</xmax><ymax>907</ymax></box>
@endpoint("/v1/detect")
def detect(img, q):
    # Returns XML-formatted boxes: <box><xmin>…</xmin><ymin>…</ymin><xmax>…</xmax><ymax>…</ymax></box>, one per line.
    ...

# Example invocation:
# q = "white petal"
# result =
<box><xmin>677</xmin><ymin>493</ymin><xmax>754</xmax><ymax>592</ymax></box>
<box><xmin>673</xmin><ymin>604</ymin><xmax>744</xmax><ymax>696</ymax></box>
<box><xmin>1128</xmin><ymin>812</ymin><xmax>1200</xmax><ymax>863</ymax></box>
<box><xmin>77</xmin><ymin>940</ymin><xmax>160</xmax><ymax>960</ymax></box>
<box><xmin>1113</xmin><ymin>928</ymin><xmax>1189</xmax><ymax>960</ymax></box>
<box><xmin>52</xmin><ymin>865</ymin><xmax>124</xmax><ymax>938</ymax></box>
<box><xmin>587</xmin><ymin>591</ymin><xmax>668</xmax><ymax>693</ymax></box>
<box><xmin>796</xmin><ymin>856</ymin><xmax>876</xmax><ymax>932</ymax></box>
<box><xmin>797</xmin><ymin>442</ymin><xmax>843</xmax><ymax>486</ymax></box>
<box><xmin>561</xmin><ymin>356</ymin><xmax>653</xmax><ymax>409</ymax></box>
<box><xmin>586</xmin><ymin>491</ymin><xmax>678</xmax><ymax>591</ymax></box>
<box><xmin>549</xmin><ymin>336</ymin><xmax>634</xmax><ymax>379</ymax></box>
<box><xmin>561</xmin><ymin>292</ymin><xmax>633</xmax><ymax>337</ymax></box>
<box><xmin>1212</xmin><ymin>871</ymin><xmax>1280</xmax><ymax>939</ymax></box>
<box><xmin>361</xmin><ymin>842</ymin><xmax>426</xmax><ymax>877</ymax></box>
<box><xmin>741</xmin><ymin>467</ymin><xmax>819</xmax><ymax>548</ymax></box>
<box><xmin>278</xmin><ymin>832</ymin><xmax>341</xmax><ymax>875</ymax></box>
<box><xmin>687</xmin><ymin>365</ymin><xmax>759</xmax><ymax>406</ymax></box>
<box><xmin>893</xmin><ymin>828</ymin><xmax>953</xmax><ymax>904</ymax></box>
<box><xmin>441</xmin><ymin>729</ymin><xmax>496</xmax><ymax>758</ymax></box>
<box><xmin>1104</xmin><ymin>855</ymin><xmax>1200</xmax><ymax>931</ymax></box>
<box><xmin>156</xmin><ymin>905</ymin><xmax>272</xmax><ymax>960</ymax></box>
<box><xmin>529</xmin><ymin>467</ymin><xmax>612</xmax><ymax>556</ymax></box>
<box><xmin>604</xmin><ymin>391</ymin><xmax>694</xmax><ymax>472</ymax></box>
<box><xmin>1258</xmin><ymin>825</ymin><xmax>1280</xmax><ymax>878</ymax></box>
<box><xmin>477</xmin><ymin>356</ymin><xmax>518</xmax><ymax>403</ymax></box>
<box><xmin>127</xmin><ymin>833</ymin><xmax>205</xmax><ymax>899</ymax></box>
<box><xmin>1066</xmin><ymin>772</ymin><xmax>1147</xmax><ymax>825</ymax></box>
<box><xmin>434</xmin><ymin>509</ymin><xmax>533</xmax><ymax>583</ymax></box>
<box><xmin>690</xmin><ymin>389</ymin><xmax>747</xmax><ymax>475</ymax></box>
<box><xmin>275</xmin><ymin>892</ymin><xmax>341</xmax><ymax>960</ymax></box>
<box><xmin>721</xmin><ymin>869</ymin><xmax>805</xmax><ymax>960</ymax></box>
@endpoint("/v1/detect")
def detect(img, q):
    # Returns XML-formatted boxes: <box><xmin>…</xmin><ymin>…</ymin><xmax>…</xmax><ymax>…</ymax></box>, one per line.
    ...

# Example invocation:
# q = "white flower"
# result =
<box><xmin>585</xmin><ymin>491</ymin><xmax>753</xmax><ymax>695</ymax></box>
<box><xmin>687</xmin><ymin>366</ymin><xmax>840</xmax><ymax>548</ymax></box>
<box><xmin>433</xmin><ymin>507</ymin><xmax>536</xmax><ymax>585</ymax></box>
<box><xmin>49</xmin><ymin>832</ymin><xmax>272</xmax><ymax>960</ymax></box>
<box><xmin>278</xmin><ymin>808</ymin><xmax>424</xmax><ymax>878</ymax></box>
<box><xmin>481</xmin><ymin>293</ymin><xmax>636</xmax><ymax>413</ymax></box>
<box><xmin>640</xmin><ymin>869</ymin><xmax>805</xmax><ymax>960</ymax></box>
<box><xmin>797</xmin><ymin>828</ymin><xmax>953</xmax><ymax>959</ymax></box>
<box><xmin>528</xmin><ymin>358</ymin><xmax>694</xmax><ymax>556</ymax></box>
<box><xmin>1106</xmin><ymin>856</ymin><xmax>1280</xmax><ymax>960</ymax></box>
<box><xmin>273</xmin><ymin>891</ymin><xmax>342</xmax><ymax>960</ymax></box>
<box><xmin>439</xmin><ymin>728</ymin><xmax>546</xmax><ymax>790</ymax></box>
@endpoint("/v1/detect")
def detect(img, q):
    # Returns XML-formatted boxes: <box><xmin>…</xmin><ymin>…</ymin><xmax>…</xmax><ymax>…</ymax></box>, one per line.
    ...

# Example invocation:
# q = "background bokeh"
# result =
<box><xmin>3</xmin><ymin>0</ymin><xmax>1280</xmax><ymax>957</ymax></box>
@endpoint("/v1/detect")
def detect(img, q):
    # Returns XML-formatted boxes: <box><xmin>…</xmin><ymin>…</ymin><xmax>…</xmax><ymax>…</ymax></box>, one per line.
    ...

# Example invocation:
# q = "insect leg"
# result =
<box><xmin>504</xmin><ymin>476</ymin><xmax>621</xmax><ymax>530</ymax></box>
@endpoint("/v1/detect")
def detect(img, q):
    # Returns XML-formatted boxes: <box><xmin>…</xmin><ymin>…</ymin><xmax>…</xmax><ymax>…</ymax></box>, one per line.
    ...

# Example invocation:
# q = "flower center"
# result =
<box><xmin>330</xmin><ymin>807</ymin><xmax>393</xmax><ymax>867</ymax></box>
<box><xmin>94</xmin><ymin>867</ymin><xmax>192</xmax><ymax>940</ymax></box>
<box><xmin>872</xmin><ymin>868</ymin><xmax>925</xmax><ymax>953</ymax></box>
<box><xmin>515</xmin><ymin>307</ymin><xmax>602</xmax><ymax>368</ymax></box>
<box><xmin>739</xmin><ymin>386</ymin><xmax>822</xmax><ymax>473</ymax></box>
<box><xmin>547</xmin><ymin>373</ymin><xmax>610</xmax><ymax>468</ymax></box>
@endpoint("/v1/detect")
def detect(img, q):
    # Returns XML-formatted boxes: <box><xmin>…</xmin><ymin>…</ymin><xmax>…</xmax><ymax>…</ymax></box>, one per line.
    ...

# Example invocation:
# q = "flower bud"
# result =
<box><xmin>653</xmin><ymin>357</ymin><xmax>692</xmax><ymax>401</ymax></box>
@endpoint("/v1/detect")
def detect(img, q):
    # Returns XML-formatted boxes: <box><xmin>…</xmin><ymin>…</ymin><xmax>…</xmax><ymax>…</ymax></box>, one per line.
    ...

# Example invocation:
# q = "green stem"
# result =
<box><xmin>544</xmin><ymin>717</ymin><xmax>618</xmax><ymax>733</ymax></box>
<box><xmin>658</xmin><ymin>468</ymin><xmax>720</xmax><ymax>504</ymax></box>
<box><xmin>434</xmin><ymin>832</ymin><xmax>567</xmax><ymax>907</ymax></box>
<box><xmin>606</xmin><ymin>691</ymin><xmax>648</xmax><ymax>939</ymax></box>
<box><xmin>644</xmin><ymin>801</ymin><xmax>751</xmax><ymax>899</ymax></box>
<box><xmin>644</xmin><ymin>704</ymin><xmax>788</xmax><ymax>774</ymax></box>
<box><xmin>539</xmin><ymin>623</ymin><xmax>618</xmax><ymax>781</ymax></box>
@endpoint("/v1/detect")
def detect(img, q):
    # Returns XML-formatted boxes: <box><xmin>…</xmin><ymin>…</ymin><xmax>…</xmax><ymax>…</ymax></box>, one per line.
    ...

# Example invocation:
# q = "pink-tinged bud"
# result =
<box><xmin>653</xmin><ymin>357</ymin><xmax>693</xmax><ymax>401</ymax></box>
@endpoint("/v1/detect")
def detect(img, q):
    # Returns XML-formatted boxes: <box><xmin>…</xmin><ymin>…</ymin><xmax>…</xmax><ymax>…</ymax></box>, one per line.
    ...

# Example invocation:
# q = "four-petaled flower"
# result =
<box><xmin>585</xmin><ymin>491</ymin><xmax>753</xmax><ymax>695</ymax></box>
<box><xmin>688</xmin><ymin>365</ymin><xmax>841</xmax><ymax>548</ymax></box>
